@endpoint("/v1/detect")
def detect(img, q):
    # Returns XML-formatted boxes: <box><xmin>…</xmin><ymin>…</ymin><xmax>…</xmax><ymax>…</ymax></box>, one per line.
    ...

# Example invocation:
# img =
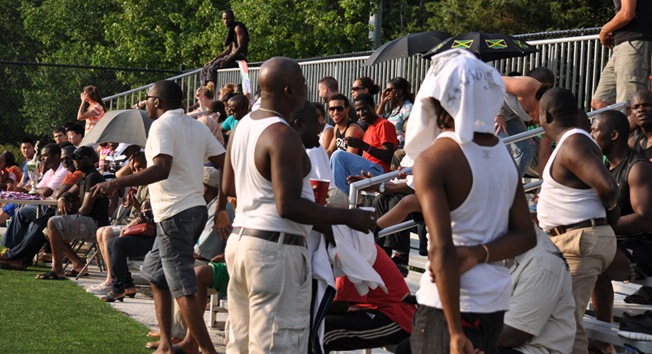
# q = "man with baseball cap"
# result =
<box><xmin>37</xmin><ymin>146</ymin><xmax>110</xmax><ymax>280</ymax></box>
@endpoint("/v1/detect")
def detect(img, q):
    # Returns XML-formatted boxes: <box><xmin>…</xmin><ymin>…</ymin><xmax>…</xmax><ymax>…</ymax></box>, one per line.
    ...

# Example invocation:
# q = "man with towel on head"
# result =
<box><xmin>406</xmin><ymin>49</ymin><xmax>536</xmax><ymax>354</ymax></box>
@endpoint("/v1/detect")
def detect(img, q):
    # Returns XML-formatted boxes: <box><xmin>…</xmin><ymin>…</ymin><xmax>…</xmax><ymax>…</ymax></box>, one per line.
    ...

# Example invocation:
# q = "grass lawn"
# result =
<box><xmin>0</xmin><ymin>264</ymin><xmax>152</xmax><ymax>354</ymax></box>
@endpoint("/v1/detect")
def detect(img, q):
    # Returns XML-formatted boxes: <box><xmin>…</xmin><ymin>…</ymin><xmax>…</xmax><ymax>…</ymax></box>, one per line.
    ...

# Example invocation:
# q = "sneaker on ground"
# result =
<box><xmin>618</xmin><ymin>310</ymin><xmax>652</xmax><ymax>341</ymax></box>
<box><xmin>87</xmin><ymin>283</ymin><xmax>111</xmax><ymax>295</ymax></box>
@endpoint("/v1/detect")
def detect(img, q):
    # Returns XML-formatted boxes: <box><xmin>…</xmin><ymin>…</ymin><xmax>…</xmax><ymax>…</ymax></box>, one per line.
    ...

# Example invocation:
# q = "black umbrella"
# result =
<box><xmin>423</xmin><ymin>32</ymin><xmax>539</xmax><ymax>62</ymax></box>
<box><xmin>364</xmin><ymin>30</ymin><xmax>452</xmax><ymax>66</ymax></box>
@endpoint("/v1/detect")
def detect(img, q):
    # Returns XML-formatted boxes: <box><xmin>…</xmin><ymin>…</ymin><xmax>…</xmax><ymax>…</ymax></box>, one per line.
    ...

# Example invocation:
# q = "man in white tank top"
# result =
<box><xmin>220</xmin><ymin>57</ymin><xmax>376</xmax><ymax>354</ymax></box>
<box><xmin>537</xmin><ymin>88</ymin><xmax>619</xmax><ymax>354</ymax></box>
<box><xmin>410</xmin><ymin>50</ymin><xmax>536</xmax><ymax>354</ymax></box>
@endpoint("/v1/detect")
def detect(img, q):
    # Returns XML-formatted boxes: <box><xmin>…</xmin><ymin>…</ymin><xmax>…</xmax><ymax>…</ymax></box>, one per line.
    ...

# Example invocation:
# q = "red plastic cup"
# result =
<box><xmin>310</xmin><ymin>179</ymin><xmax>330</xmax><ymax>206</ymax></box>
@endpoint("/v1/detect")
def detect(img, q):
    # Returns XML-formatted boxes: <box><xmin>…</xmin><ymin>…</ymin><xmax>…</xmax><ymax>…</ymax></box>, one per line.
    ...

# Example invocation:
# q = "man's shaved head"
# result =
<box><xmin>595</xmin><ymin>110</ymin><xmax>630</xmax><ymax>143</ymax></box>
<box><xmin>632</xmin><ymin>89</ymin><xmax>652</xmax><ymax>105</ymax></box>
<box><xmin>540</xmin><ymin>87</ymin><xmax>578</xmax><ymax>126</ymax></box>
<box><xmin>258</xmin><ymin>57</ymin><xmax>306</xmax><ymax>114</ymax></box>
<box><xmin>150</xmin><ymin>80</ymin><xmax>184</xmax><ymax>108</ymax></box>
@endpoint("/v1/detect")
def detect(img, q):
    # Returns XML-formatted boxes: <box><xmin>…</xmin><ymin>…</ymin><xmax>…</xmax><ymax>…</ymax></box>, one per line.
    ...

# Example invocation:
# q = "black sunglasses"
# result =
<box><xmin>351</xmin><ymin>86</ymin><xmax>364</xmax><ymax>92</ymax></box>
<box><xmin>145</xmin><ymin>94</ymin><xmax>161</xmax><ymax>101</ymax></box>
<box><xmin>328</xmin><ymin>106</ymin><xmax>344</xmax><ymax>112</ymax></box>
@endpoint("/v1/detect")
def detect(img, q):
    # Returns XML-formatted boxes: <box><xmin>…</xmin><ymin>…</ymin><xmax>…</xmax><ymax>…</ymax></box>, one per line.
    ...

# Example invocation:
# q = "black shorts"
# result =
<box><xmin>618</xmin><ymin>236</ymin><xmax>652</xmax><ymax>278</ymax></box>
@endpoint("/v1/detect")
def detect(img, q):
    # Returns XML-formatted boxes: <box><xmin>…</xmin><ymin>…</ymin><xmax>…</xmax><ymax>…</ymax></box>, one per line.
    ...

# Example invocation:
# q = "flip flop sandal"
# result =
<box><xmin>36</xmin><ymin>270</ymin><xmax>64</xmax><ymax>280</ymax></box>
<box><xmin>624</xmin><ymin>288</ymin><xmax>652</xmax><ymax>304</ymax></box>
<box><xmin>100</xmin><ymin>294</ymin><xmax>125</xmax><ymax>302</ymax></box>
<box><xmin>171</xmin><ymin>345</ymin><xmax>187</xmax><ymax>354</ymax></box>
<box><xmin>65</xmin><ymin>269</ymin><xmax>89</xmax><ymax>277</ymax></box>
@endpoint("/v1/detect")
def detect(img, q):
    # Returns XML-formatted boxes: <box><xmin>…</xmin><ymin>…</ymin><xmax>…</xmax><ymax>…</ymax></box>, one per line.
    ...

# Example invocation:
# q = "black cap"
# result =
<box><xmin>72</xmin><ymin>146</ymin><xmax>95</xmax><ymax>160</ymax></box>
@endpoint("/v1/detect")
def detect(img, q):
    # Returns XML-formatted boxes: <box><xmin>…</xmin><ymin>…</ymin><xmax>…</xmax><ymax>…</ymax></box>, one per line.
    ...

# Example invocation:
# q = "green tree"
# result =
<box><xmin>230</xmin><ymin>0</ymin><xmax>376</xmax><ymax>61</ymax></box>
<box><xmin>380</xmin><ymin>0</ymin><xmax>433</xmax><ymax>42</ymax></box>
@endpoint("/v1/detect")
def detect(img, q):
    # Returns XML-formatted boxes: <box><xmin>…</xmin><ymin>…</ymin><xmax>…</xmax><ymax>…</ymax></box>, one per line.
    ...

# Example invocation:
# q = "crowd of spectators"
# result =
<box><xmin>3</xmin><ymin>3</ymin><xmax>652</xmax><ymax>354</ymax></box>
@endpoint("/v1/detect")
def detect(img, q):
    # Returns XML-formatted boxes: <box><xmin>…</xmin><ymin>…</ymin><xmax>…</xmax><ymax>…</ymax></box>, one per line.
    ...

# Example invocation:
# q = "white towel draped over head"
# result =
<box><xmin>404</xmin><ymin>49</ymin><xmax>506</xmax><ymax>161</ymax></box>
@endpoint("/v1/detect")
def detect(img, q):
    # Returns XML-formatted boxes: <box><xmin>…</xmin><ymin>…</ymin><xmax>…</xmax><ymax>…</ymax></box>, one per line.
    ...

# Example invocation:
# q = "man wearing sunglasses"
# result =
<box><xmin>326</xmin><ymin>94</ymin><xmax>364</xmax><ymax>157</ymax></box>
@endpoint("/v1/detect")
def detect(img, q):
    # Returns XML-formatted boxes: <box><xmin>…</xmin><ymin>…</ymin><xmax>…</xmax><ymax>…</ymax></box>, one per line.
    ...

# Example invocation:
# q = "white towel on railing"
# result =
<box><xmin>404</xmin><ymin>49</ymin><xmax>506</xmax><ymax>161</ymax></box>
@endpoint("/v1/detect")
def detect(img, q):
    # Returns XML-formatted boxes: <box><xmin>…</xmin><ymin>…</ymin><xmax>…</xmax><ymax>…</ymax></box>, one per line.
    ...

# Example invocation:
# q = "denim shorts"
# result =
<box><xmin>141</xmin><ymin>205</ymin><xmax>207</xmax><ymax>298</ymax></box>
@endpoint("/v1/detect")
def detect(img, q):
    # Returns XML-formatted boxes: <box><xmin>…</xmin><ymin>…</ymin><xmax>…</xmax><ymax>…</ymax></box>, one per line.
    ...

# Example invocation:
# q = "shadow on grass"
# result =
<box><xmin>0</xmin><ymin>265</ymin><xmax>152</xmax><ymax>354</ymax></box>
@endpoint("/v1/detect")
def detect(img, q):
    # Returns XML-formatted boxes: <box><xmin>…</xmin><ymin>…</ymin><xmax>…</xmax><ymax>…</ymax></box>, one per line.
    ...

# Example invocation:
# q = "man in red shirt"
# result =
<box><xmin>323</xmin><ymin>243</ymin><xmax>414</xmax><ymax>352</ymax></box>
<box><xmin>330</xmin><ymin>93</ymin><xmax>398</xmax><ymax>195</ymax></box>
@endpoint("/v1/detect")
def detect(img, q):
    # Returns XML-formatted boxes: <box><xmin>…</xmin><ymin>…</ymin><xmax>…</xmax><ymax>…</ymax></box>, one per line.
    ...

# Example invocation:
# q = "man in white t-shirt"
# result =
<box><xmin>497</xmin><ymin>227</ymin><xmax>576</xmax><ymax>354</ymax></box>
<box><xmin>92</xmin><ymin>80</ymin><xmax>228</xmax><ymax>354</ymax></box>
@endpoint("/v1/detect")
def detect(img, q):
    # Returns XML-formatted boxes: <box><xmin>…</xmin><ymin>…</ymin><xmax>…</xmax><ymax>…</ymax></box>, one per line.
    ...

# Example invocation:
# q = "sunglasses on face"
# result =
<box><xmin>328</xmin><ymin>106</ymin><xmax>344</xmax><ymax>112</ymax></box>
<box><xmin>351</xmin><ymin>86</ymin><xmax>364</xmax><ymax>92</ymax></box>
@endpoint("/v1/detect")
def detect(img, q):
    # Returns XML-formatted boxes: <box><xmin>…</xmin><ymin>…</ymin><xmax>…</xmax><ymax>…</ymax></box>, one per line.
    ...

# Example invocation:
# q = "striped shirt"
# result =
<box><xmin>84</xmin><ymin>102</ymin><xmax>105</xmax><ymax>134</ymax></box>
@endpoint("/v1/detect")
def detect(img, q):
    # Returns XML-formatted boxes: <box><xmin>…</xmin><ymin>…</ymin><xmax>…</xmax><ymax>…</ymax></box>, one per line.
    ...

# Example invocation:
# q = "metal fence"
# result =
<box><xmin>104</xmin><ymin>28</ymin><xmax>616</xmax><ymax>112</ymax></box>
<box><xmin>0</xmin><ymin>61</ymin><xmax>177</xmax><ymax>153</ymax></box>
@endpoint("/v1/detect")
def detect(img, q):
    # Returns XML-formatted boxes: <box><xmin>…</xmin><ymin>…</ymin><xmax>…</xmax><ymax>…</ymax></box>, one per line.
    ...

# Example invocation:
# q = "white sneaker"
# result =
<box><xmin>87</xmin><ymin>283</ymin><xmax>111</xmax><ymax>295</ymax></box>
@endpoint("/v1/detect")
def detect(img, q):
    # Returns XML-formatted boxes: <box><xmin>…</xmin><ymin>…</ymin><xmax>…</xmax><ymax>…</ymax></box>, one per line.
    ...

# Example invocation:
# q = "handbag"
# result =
<box><xmin>121</xmin><ymin>222</ymin><xmax>156</xmax><ymax>237</ymax></box>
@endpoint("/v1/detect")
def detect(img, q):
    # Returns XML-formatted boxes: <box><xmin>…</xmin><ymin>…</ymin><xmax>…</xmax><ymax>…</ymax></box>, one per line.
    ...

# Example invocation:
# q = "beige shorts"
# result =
<box><xmin>593</xmin><ymin>40</ymin><xmax>652</xmax><ymax>106</ymax></box>
<box><xmin>550</xmin><ymin>225</ymin><xmax>616</xmax><ymax>354</ymax></box>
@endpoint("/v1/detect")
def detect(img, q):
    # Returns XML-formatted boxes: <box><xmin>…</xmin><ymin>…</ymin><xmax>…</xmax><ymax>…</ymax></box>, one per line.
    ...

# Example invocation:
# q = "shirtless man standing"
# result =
<box><xmin>537</xmin><ymin>87</ymin><xmax>619</xmax><ymax>354</ymax></box>
<box><xmin>221</xmin><ymin>57</ymin><xmax>376</xmax><ymax>354</ymax></box>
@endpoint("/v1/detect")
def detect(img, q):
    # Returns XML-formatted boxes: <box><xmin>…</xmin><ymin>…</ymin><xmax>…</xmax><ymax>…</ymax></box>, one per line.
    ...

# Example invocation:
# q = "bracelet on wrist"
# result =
<box><xmin>481</xmin><ymin>244</ymin><xmax>490</xmax><ymax>263</ymax></box>
<box><xmin>607</xmin><ymin>202</ymin><xmax>618</xmax><ymax>211</ymax></box>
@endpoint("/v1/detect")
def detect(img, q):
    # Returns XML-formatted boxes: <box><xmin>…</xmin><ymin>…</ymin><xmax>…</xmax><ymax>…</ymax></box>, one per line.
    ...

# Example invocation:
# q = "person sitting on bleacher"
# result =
<box><xmin>497</xmin><ymin>227</ymin><xmax>576</xmax><ymax>354</ymax></box>
<box><xmin>323</xmin><ymin>242</ymin><xmax>415</xmax><ymax>353</ymax></box>
<box><xmin>588</xmin><ymin>110</ymin><xmax>652</xmax><ymax>348</ymax></box>
<box><xmin>330</xmin><ymin>93</ymin><xmax>398</xmax><ymax>195</ymax></box>
<box><xmin>87</xmin><ymin>151</ymin><xmax>148</xmax><ymax>296</ymax></box>
<box><xmin>0</xmin><ymin>144</ymin><xmax>79</xmax><ymax>271</ymax></box>
<box><xmin>36</xmin><ymin>146</ymin><xmax>110</xmax><ymax>280</ymax></box>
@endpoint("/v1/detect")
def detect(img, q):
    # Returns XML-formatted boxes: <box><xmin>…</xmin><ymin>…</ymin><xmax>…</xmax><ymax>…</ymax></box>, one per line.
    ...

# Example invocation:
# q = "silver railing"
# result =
<box><xmin>368</xmin><ymin>101</ymin><xmax>627</xmax><ymax>238</ymax></box>
<box><xmin>104</xmin><ymin>32</ymin><xmax>614</xmax><ymax>111</ymax></box>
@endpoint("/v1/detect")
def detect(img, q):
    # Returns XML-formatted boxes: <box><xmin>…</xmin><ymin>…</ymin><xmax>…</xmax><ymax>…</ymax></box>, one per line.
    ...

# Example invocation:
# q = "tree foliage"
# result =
<box><xmin>0</xmin><ymin>0</ymin><xmax>615</xmax><ymax>143</ymax></box>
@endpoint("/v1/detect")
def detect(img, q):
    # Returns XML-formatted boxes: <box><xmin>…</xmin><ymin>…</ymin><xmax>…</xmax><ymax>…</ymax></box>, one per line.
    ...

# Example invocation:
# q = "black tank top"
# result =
<box><xmin>607</xmin><ymin>149</ymin><xmax>650</xmax><ymax>216</ymax></box>
<box><xmin>613</xmin><ymin>0</ymin><xmax>652</xmax><ymax>45</ymax></box>
<box><xmin>634</xmin><ymin>134</ymin><xmax>652</xmax><ymax>160</ymax></box>
<box><xmin>335</xmin><ymin>121</ymin><xmax>362</xmax><ymax>154</ymax></box>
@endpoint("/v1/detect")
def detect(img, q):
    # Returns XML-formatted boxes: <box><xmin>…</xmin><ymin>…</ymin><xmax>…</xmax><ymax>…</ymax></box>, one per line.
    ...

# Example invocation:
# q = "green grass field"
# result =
<box><xmin>0</xmin><ymin>265</ymin><xmax>152</xmax><ymax>354</ymax></box>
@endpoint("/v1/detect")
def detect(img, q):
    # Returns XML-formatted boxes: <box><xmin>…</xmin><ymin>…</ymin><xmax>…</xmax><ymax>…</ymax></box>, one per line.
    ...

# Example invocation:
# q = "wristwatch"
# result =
<box><xmin>379</xmin><ymin>182</ymin><xmax>386</xmax><ymax>194</ymax></box>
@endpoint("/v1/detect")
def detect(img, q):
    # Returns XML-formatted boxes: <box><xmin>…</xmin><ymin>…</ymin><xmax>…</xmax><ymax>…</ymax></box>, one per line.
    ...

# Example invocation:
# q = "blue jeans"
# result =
<box><xmin>141</xmin><ymin>206</ymin><xmax>208</xmax><ymax>298</ymax></box>
<box><xmin>330</xmin><ymin>150</ymin><xmax>384</xmax><ymax>195</ymax></box>
<box><xmin>2</xmin><ymin>205</ymin><xmax>43</xmax><ymax>248</ymax></box>
<box><xmin>497</xmin><ymin>118</ymin><xmax>535</xmax><ymax>177</ymax></box>
<box><xmin>5</xmin><ymin>207</ymin><xmax>55</xmax><ymax>267</ymax></box>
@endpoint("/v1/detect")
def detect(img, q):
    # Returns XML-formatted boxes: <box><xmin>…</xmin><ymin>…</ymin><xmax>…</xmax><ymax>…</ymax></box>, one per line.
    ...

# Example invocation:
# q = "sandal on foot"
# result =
<box><xmin>65</xmin><ymin>269</ymin><xmax>89</xmax><ymax>277</ymax></box>
<box><xmin>625</xmin><ymin>288</ymin><xmax>652</xmax><ymax>304</ymax></box>
<box><xmin>100</xmin><ymin>293</ymin><xmax>125</xmax><ymax>302</ymax></box>
<box><xmin>36</xmin><ymin>270</ymin><xmax>64</xmax><ymax>280</ymax></box>
<box><xmin>172</xmin><ymin>344</ymin><xmax>187</xmax><ymax>354</ymax></box>
<box><xmin>145</xmin><ymin>337</ymin><xmax>182</xmax><ymax>349</ymax></box>
<box><xmin>147</xmin><ymin>330</ymin><xmax>160</xmax><ymax>338</ymax></box>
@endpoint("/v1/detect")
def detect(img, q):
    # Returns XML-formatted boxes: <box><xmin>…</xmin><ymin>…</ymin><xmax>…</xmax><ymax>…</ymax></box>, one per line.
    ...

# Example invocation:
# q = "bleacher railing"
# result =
<box><xmin>369</xmin><ymin>101</ymin><xmax>627</xmax><ymax>238</ymax></box>
<box><xmin>104</xmin><ymin>29</ymin><xmax>610</xmax><ymax>111</ymax></box>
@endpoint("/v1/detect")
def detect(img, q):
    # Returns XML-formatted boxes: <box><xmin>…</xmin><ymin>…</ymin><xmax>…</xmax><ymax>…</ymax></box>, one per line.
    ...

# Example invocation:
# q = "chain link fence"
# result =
<box><xmin>0</xmin><ymin>61</ymin><xmax>179</xmax><ymax>163</ymax></box>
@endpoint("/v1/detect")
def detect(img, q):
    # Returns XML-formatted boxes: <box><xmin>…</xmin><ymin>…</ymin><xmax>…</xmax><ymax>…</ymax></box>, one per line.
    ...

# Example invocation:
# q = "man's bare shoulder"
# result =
<box><xmin>258</xmin><ymin>121</ymin><xmax>303</xmax><ymax>150</ymax></box>
<box><xmin>346</xmin><ymin>123</ymin><xmax>364</xmax><ymax>136</ymax></box>
<box><xmin>559</xmin><ymin>132</ymin><xmax>602</xmax><ymax>157</ymax></box>
<box><xmin>629</xmin><ymin>158</ymin><xmax>652</xmax><ymax>186</ymax></box>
